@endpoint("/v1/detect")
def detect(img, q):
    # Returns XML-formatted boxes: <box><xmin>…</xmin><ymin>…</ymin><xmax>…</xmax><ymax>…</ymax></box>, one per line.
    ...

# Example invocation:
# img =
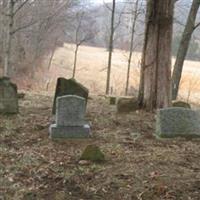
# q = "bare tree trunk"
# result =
<box><xmin>47</xmin><ymin>39</ymin><xmax>58</xmax><ymax>70</ymax></box>
<box><xmin>105</xmin><ymin>0</ymin><xmax>116</xmax><ymax>95</ymax></box>
<box><xmin>172</xmin><ymin>0</ymin><xmax>200</xmax><ymax>100</ymax></box>
<box><xmin>47</xmin><ymin>49</ymin><xmax>55</xmax><ymax>71</ymax></box>
<box><xmin>72</xmin><ymin>44</ymin><xmax>79</xmax><ymax>78</ymax></box>
<box><xmin>4</xmin><ymin>0</ymin><xmax>14</xmax><ymax>77</ymax></box>
<box><xmin>138</xmin><ymin>0</ymin><xmax>174</xmax><ymax>111</ymax></box>
<box><xmin>125</xmin><ymin>0</ymin><xmax>139</xmax><ymax>96</ymax></box>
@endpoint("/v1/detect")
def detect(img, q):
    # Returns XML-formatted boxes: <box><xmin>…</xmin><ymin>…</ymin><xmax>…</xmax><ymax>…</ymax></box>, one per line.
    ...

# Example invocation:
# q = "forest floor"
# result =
<box><xmin>0</xmin><ymin>93</ymin><xmax>200</xmax><ymax>200</ymax></box>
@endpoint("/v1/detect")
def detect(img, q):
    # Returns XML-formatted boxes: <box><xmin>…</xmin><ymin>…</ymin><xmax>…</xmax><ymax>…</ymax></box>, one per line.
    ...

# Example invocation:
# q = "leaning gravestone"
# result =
<box><xmin>156</xmin><ymin>107</ymin><xmax>200</xmax><ymax>138</ymax></box>
<box><xmin>50</xmin><ymin>95</ymin><xmax>91</xmax><ymax>139</ymax></box>
<box><xmin>0</xmin><ymin>77</ymin><xmax>18</xmax><ymax>114</ymax></box>
<box><xmin>52</xmin><ymin>78</ymin><xmax>89</xmax><ymax>114</ymax></box>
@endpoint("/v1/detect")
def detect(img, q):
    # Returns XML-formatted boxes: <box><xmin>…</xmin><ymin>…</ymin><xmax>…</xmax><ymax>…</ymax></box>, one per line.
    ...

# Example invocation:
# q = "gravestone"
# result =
<box><xmin>156</xmin><ymin>107</ymin><xmax>200</xmax><ymax>138</ymax></box>
<box><xmin>49</xmin><ymin>95</ymin><xmax>91</xmax><ymax>139</ymax></box>
<box><xmin>52</xmin><ymin>78</ymin><xmax>89</xmax><ymax>114</ymax></box>
<box><xmin>0</xmin><ymin>77</ymin><xmax>18</xmax><ymax>114</ymax></box>
<box><xmin>117</xmin><ymin>97</ymin><xmax>138</xmax><ymax>113</ymax></box>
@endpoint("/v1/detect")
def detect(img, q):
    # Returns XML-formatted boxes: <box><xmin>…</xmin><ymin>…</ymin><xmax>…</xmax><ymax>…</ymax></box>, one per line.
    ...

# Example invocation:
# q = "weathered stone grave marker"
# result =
<box><xmin>0</xmin><ymin>77</ymin><xmax>18</xmax><ymax>114</ymax></box>
<box><xmin>52</xmin><ymin>78</ymin><xmax>89</xmax><ymax>114</ymax></box>
<box><xmin>50</xmin><ymin>95</ymin><xmax>91</xmax><ymax>138</ymax></box>
<box><xmin>156</xmin><ymin>107</ymin><xmax>200</xmax><ymax>138</ymax></box>
<box><xmin>117</xmin><ymin>97</ymin><xmax>138</xmax><ymax>113</ymax></box>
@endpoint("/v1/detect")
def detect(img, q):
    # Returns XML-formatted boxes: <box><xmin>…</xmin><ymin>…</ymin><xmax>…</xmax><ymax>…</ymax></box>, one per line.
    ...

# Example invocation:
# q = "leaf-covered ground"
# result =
<box><xmin>0</xmin><ymin>93</ymin><xmax>200</xmax><ymax>200</ymax></box>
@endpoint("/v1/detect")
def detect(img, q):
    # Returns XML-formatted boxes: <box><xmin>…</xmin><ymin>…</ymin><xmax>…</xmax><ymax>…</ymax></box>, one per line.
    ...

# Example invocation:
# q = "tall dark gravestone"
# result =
<box><xmin>0</xmin><ymin>77</ymin><xmax>18</xmax><ymax>114</ymax></box>
<box><xmin>52</xmin><ymin>78</ymin><xmax>89</xmax><ymax>114</ymax></box>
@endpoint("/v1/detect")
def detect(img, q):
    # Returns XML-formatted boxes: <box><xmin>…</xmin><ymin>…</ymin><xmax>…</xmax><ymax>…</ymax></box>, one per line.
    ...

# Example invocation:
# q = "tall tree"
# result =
<box><xmin>4</xmin><ymin>0</ymin><xmax>29</xmax><ymax>77</ymax></box>
<box><xmin>0</xmin><ymin>0</ymin><xmax>74</xmax><ymax>78</ymax></box>
<box><xmin>70</xmin><ymin>11</ymin><xmax>96</xmax><ymax>78</ymax></box>
<box><xmin>105</xmin><ymin>0</ymin><xmax>116</xmax><ymax>95</ymax></box>
<box><xmin>172</xmin><ymin>0</ymin><xmax>200</xmax><ymax>100</ymax></box>
<box><xmin>125</xmin><ymin>0</ymin><xmax>140</xmax><ymax>96</ymax></box>
<box><xmin>138</xmin><ymin>0</ymin><xmax>174</xmax><ymax>111</ymax></box>
<box><xmin>4</xmin><ymin>0</ymin><xmax>14</xmax><ymax>77</ymax></box>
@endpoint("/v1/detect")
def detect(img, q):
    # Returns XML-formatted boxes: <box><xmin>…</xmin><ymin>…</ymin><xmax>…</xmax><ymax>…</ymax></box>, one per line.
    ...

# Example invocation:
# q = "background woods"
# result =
<box><xmin>0</xmin><ymin>0</ymin><xmax>76</xmax><ymax>77</ymax></box>
<box><xmin>0</xmin><ymin>0</ymin><xmax>200</xmax><ymax>101</ymax></box>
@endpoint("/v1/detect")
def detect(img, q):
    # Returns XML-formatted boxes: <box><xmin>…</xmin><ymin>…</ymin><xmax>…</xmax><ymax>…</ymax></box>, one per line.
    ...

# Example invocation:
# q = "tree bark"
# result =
<box><xmin>4</xmin><ymin>0</ymin><xmax>14</xmax><ymax>77</ymax></box>
<box><xmin>172</xmin><ymin>0</ymin><xmax>200</xmax><ymax>100</ymax></box>
<box><xmin>138</xmin><ymin>0</ymin><xmax>174</xmax><ymax>111</ymax></box>
<box><xmin>125</xmin><ymin>0</ymin><xmax>139</xmax><ymax>96</ymax></box>
<box><xmin>106</xmin><ymin>0</ymin><xmax>116</xmax><ymax>95</ymax></box>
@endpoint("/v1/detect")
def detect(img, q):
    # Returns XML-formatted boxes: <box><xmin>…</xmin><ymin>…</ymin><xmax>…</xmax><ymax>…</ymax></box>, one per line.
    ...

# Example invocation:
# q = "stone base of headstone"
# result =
<box><xmin>49</xmin><ymin>124</ymin><xmax>91</xmax><ymax>139</ymax></box>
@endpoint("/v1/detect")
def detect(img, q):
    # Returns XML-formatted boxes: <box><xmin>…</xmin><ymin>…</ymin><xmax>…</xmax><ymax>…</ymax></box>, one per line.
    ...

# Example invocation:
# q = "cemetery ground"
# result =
<box><xmin>0</xmin><ymin>93</ymin><xmax>200</xmax><ymax>200</ymax></box>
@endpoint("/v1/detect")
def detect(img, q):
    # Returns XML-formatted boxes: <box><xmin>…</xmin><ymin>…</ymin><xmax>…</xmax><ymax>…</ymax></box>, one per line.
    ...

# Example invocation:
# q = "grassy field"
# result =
<box><xmin>45</xmin><ymin>44</ymin><xmax>141</xmax><ymax>95</ymax></box>
<box><xmin>23</xmin><ymin>43</ymin><xmax>200</xmax><ymax>103</ymax></box>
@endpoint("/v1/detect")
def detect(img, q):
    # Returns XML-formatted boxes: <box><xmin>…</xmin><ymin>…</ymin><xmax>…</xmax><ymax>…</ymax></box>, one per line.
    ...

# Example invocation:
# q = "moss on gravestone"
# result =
<box><xmin>80</xmin><ymin>145</ymin><xmax>105</xmax><ymax>162</ymax></box>
<box><xmin>172</xmin><ymin>101</ymin><xmax>191</xmax><ymax>109</ymax></box>
<box><xmin>109</xmin><ymin>96</ymin><xmax>117</xmax><ymax>105</ymax></box>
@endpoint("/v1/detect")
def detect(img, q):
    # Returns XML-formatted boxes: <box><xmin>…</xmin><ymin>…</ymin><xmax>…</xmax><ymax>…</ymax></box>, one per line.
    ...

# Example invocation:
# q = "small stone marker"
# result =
<box><xmin>117</xmin><ymin>97</ymin><xmax>138</xmax><ymax>113</ymax></box>
<box><xmin>0</xmin><ymin>77</ymin><xmax>18</xmax><ymax>114</ymax></box>
<box><xmin>80</xmin><ymin>145</ymin><xmax>105</xmax><ymax>162</ymax></box>
<box><xmin>52</xmin><ymin>78</ymin><xmax>89</xmax><ymax>114</ymax></box>
<box><xmin>50</xmin><ymin>95</ymin><xmax>90</xmax><ymax>139</ymax></box>
<box><xmin>156</xmin><ymin>107</ymin><xmax>200</xmax><ymax>138</ymax></box>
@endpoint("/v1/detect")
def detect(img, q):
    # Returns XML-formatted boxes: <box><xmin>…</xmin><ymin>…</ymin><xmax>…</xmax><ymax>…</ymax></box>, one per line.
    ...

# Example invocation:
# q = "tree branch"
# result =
<box><xmin>194</xmin><ymin>21</ymin><xmax>200</xmax><ymax>30</ymax></box>
<box><xmin>13</xmin><ymin>0</ymin><xmax>29</xmax><ymax>16</ymax></box>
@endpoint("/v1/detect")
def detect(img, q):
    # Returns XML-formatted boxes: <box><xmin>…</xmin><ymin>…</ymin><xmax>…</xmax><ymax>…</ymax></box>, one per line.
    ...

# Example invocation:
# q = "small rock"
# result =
<box><xmin>80</xmin><ymin>145</ymin><xmax>105</xmax><ymax>162</ymax></box>
<box><xmin>78</xmin><ymin>160</ymin><xmax>91</xmax><ymax>165</ymax></box>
